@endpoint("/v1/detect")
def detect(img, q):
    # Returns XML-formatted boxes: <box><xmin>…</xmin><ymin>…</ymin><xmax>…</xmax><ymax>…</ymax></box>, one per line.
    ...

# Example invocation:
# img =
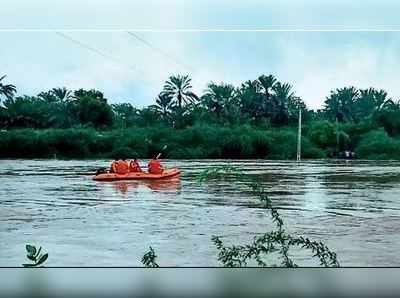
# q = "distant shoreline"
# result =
<box><xmin>0</xmin><ymin>125</ymin><xmax>398</xmax><ymax>160</ymax></box>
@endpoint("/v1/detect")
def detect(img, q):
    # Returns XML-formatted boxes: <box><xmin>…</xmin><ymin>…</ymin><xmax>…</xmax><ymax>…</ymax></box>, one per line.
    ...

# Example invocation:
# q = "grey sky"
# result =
<box><xmin>1</xmin><ymin>0</ymin><xmax>400</xmax><ymax>109</ymax></box>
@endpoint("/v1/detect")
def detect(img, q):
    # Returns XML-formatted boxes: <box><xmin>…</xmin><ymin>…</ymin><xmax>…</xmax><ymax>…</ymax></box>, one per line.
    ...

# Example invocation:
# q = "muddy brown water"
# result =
<box><xmin>1</xmin><ymin>159</ymin><xmax>399</xmax><ymax>266</ymax></box>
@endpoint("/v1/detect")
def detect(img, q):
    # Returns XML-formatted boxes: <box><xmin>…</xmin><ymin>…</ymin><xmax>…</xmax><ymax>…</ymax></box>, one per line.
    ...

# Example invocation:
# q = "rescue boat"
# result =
<box><xmin>93</xmin><ymin>168</ymin><xmax>180</xmax><ymax>181</ymax></box>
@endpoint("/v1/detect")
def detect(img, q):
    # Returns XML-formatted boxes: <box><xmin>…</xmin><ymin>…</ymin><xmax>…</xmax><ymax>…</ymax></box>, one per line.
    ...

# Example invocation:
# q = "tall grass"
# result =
<box><xmin>2</xmin><ymin>122</ymin><xmax>399</xmax><ymax>159</ymax></box>
<box><xmin>355</xmin><ymin>129</ymin><xmax>400</xmax><ymax>160</ymax></box>
<box><xmin>0</xmin><ymin>125</ymin><xmax>323</xmax><ymax>159</ymax></box>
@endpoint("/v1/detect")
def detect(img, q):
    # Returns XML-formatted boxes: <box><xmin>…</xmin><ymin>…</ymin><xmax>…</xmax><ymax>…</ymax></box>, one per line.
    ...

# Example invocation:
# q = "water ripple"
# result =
<box><xmin>1</xmin><ymin>159</ymin><xmax>400</xmax><ymax>266</ymax></box>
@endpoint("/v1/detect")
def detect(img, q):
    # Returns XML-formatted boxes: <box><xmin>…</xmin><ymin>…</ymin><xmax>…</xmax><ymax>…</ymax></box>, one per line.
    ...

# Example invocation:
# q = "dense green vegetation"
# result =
<box><xmin>1</xmin><ymin>73</ymin><xmax>400</xmax><ymax>159</ymax></box>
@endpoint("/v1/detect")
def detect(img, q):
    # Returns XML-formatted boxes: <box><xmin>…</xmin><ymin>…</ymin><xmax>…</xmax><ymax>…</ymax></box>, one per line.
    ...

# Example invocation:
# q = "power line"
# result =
<box><xmin>126</xmin><ymin>31</ymin><xmax>194</xmax><ymax>73</ymax></box>
<box><xmin>5</xmin><ymin>28</ymin><xmax>400</xmax><ymax>32</ymax></box>
<box><xmin>55</xmin><ymin>31</ymin><xmax>143</xmax><ymax>75</ymax></box>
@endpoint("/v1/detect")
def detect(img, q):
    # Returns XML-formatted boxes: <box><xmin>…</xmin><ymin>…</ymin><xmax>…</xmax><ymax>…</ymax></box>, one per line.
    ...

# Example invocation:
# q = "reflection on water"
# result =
<box><xmin>0</xmin><ymin>159</ymin><xmax>400</xmax><ymax>266</ymax></box>
<box><xmin>107</xmin><ymin>179</ymin><xmax>182</xmax><ymax>195</ymax></box>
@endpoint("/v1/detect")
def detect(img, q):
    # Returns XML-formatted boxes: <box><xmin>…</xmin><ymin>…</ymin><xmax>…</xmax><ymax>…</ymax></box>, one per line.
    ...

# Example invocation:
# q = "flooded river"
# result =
<box><xmin>1</xmin><ymin>159</ymin><xmax>400</xmax><ymax>266</ymax></box>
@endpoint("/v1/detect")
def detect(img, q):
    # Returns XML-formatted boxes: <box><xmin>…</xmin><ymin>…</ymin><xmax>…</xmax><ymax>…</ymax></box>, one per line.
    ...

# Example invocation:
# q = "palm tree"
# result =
<box><xmin>271</xmin><ymin>82</ymin><xmax>295</xmax><ymax>124</ymax></box>
<box><xmin>37</xmin><ymin>91</ymin><xmax>57</xmax><ymax>102</ymax></box>
<box><xmin>112</xmin><ymin>103</ymin><xmax>139</xmax><ymax>119</ymax></box>
<box><xmin>163</xmin><ymin>75</ymin><xmax>199</xmax><ymax>109</ymax></box>
<box><xmin>151</xmin><ymin>93</ymin><xmax>174</xmax><ymax>119</ymax></box>
<box><xmin>237</xmin><ymin>75</ymin><xmax>281</xmax><ymax>122</ymax></box>
<box><xmin>237</xmin><ymin>80</ymin><xmax>264</xmax><ymax>119</ymax></box>
<box><xmin>357</xmin><ymin>88</ymin><xmax>394</xmax><ymax>117</ymax></box>
<box><xmin>52</xmin><ymin>87</ymin><xmax>73</xmax><ymax>101</ymax></box>
<box><xmin>0</xmin><ymin>75</ymin><xmax>16</xmax><ymax>103</ymax></box>
<box><xmin>255</xmin><ymin>75</ymin><xmax>278</xmax><ymax>118</ymax></box>
<box><xmin>273</xmin><ymin>82</ymin><xmax>295</xmax><ymax>102</ymax></box>
<box><xmin>256</xmin><ymin>74</ymin><xmax>277</xmax><ymax>98</ymax></box>
<box><xmin>324</xmin><ymin>87</ymin><xmax>359</xmax><ymax>122</ymax></box>
<box><xmin>202</xmin><ymin>82</ymin><xmax>235</xmax><ymax>119</ymax></box>
<box><xmin>112</xmin><ymin>103</ymin><xmax>139</xmax><ymax>127</ymax></box>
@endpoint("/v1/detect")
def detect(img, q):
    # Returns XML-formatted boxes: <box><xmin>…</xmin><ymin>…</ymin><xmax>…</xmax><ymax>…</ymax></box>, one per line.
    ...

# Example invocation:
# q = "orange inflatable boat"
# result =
<box><xmin>93</xmin><ymin>168</ymin><xmax>180</xmax><ymax>181</ymax></box>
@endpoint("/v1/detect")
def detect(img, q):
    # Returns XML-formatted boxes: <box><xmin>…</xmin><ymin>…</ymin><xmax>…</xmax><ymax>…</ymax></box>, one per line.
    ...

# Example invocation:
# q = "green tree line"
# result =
<box><xmin>1</xmin><ymin>73</ymin><xmax>400</xmax><ymax>159</ymax></box>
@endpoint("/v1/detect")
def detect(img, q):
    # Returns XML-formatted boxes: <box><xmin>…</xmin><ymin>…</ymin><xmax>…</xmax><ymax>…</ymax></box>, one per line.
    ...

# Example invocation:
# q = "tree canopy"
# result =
<box><xmin>2</xmin><ymin>73</ymin><xmax>400</xmax><ymax>159</ymax></box>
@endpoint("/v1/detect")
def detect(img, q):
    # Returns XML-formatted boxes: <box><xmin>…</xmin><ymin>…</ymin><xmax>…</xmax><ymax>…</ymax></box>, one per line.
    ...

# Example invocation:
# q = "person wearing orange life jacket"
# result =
<box><xmin>115</xmin><ymin>158</ymin><xmax>129</xmax><ymax>174</ymax></box>
<box><xmin>129</xmin><ymin>158</ymin><xmax>143</xmax><ymax>173</ymax></box>
<box><xmin>148</xmin><ymin>155</ymin><xmax>164</xmax><ymax>174</ymax></box>
<box><xmin>110</xmin><ymin>158</ymin><xmax>118</xmax><ymax>173</ymax></box>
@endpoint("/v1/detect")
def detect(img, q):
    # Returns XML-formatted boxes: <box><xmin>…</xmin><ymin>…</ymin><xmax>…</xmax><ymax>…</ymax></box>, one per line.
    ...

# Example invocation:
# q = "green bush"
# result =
<box><xmin>0</xmin><ymin>124</ymin><xmax>381</xmax><ymax>159</ymax></box>
<box><xmin>355</xmin><ymin>129</ymin><xmax>400</xmax><ymax>160</ymax></box>
<box><xmin>308</xmin><ymin>121</ymin><xmax>336</xmax><ymax>149</ymax></box>
<box><xmin>341</xmin><ymin>120</ymin><xmax>378</xmax><ymax>149</ymax></box>
<box><xmin>267</xmin><ymin>129</ymin><xmax>297</xmax><ymax>159</ymax></box>
<box><xmin>251</xmin><ymin>131</ymin><xmax>272</xmax><ymax>158</ymax></box>
<box><xmin>377</xmin><ymin>109</ymin><xmax>400</xmax><ymax>136</ymax></box>
<box><xmin>302</xmin><ymin>137</ymin><xmax>325</xmax><ymax>159</ymax></box>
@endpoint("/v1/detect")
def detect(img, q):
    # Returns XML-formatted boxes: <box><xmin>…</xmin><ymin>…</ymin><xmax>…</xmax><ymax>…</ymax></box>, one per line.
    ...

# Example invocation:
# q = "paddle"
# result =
<box><xmin>156</xmin><ymin>145</ymin><xmax>168</xmax><ymax>159</ymax></box>
<box><xmin>95</xmin><ymin>167</ymin><xmax>108</xmax><ymax>176</ymax></box>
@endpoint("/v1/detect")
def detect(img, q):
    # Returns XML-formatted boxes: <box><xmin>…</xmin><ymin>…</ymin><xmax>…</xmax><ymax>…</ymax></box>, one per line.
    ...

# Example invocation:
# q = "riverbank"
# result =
<box><xmin>1</xmin><ymin>123</ymin><xmax>400</xmax><ymax>159</ymax></box>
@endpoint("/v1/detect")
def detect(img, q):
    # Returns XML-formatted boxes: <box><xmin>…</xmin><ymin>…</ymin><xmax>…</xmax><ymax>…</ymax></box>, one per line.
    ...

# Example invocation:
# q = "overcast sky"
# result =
<box><xmin>1</xmin><ymin>0</ymin><xmax>400</xmax><ymax>109</ymax></box>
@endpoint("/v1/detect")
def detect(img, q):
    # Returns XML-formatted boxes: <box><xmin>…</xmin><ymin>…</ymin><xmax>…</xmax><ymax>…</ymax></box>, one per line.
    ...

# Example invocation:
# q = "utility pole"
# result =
<box><xmin>297</xmin><ymin>109</ymin><xmax>302</xmax><ymax>162</ymax></box>
<box><xmin>336</xmin><ymin>117</ymin><xmax>339</xmax><ymax>156</ymax></box>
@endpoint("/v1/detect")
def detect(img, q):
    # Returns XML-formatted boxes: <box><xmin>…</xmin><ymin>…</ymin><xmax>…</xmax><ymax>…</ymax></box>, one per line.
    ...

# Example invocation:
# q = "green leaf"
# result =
<box><xmin>34</xmin><ymin>247</ymin><xmax>42</xmax><ymax>258</ymax></box>
<box><xmin>35</xmin><ymin>253</ymin><xmax>48</xmax><ymax>266</ymax></box>
<box><xmin>27</xmin><ymin>254</ymin><xmax>36</xmax><ymax>261</ymax></box>
<box><xmin>22</xmin><ymin>263</ymin><xmax>36</xmax><ymax>267</ymax></box>
<box><xmin>26</xmin><ymin>244</ymin><xmax>36</xmax><ymax>257</ymax></box>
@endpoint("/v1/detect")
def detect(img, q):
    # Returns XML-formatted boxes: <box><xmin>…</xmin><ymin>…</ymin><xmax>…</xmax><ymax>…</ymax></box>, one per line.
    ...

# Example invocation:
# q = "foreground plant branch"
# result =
<box><xmin>141</xmin><ymin>246</ymin><xmax>159</xmax><ymax>268</ymax></box>
<box><xmin>199</xmin><ymin>166</ymin><xmax>340</xmax><ymax>267</ymax></box>
<box><xmin>22</xmin><ymin>244</ymin><xmax>48</xmax><ymax>267</ymax></box>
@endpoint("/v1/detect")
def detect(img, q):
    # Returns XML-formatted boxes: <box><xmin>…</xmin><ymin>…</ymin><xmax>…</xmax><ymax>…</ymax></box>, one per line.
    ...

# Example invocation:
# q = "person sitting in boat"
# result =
<box><xmin>117</xmin><ymin>158</ymin><xmax>130</xmax><ymax>174</ymax></box>
<box><xmin>148</xmin><ymin>155</ymin><xmax>164</xmax><ymax>174</ymax></box>
<box><xmin>129</xmin><ymin>158</ymin><xmax>143</xmax><ymax>173</ymax></box>
<box><xmin>110</xmin><ymin>157</ymin><xmax>129</xmax><ymax>174</ymax></box>
<box><xmin>110</xmin><ymin>158</ymin><xmax>118</xmax><ymax>173</ymax></box>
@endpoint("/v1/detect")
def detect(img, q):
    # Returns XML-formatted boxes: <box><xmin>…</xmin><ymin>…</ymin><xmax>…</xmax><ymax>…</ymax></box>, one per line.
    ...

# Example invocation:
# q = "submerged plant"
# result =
<box><xmin>199</xmin><ymin>166</ymin><xmax>340</xmax><ymax>267</ymax></box>
<box><xmin>197</xmin><ymin>165</ymin><xmax>242</xmax><ymax>183</ymax></box>
<box><xmin>22</xmin><ymin>244</ymin><xmax>48</xmax><ymax>267</ymax></box>
<box><xmin>141</xmin><ymin>246</ymin><xmax>159</xmax><ymax>268</ymax></box>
